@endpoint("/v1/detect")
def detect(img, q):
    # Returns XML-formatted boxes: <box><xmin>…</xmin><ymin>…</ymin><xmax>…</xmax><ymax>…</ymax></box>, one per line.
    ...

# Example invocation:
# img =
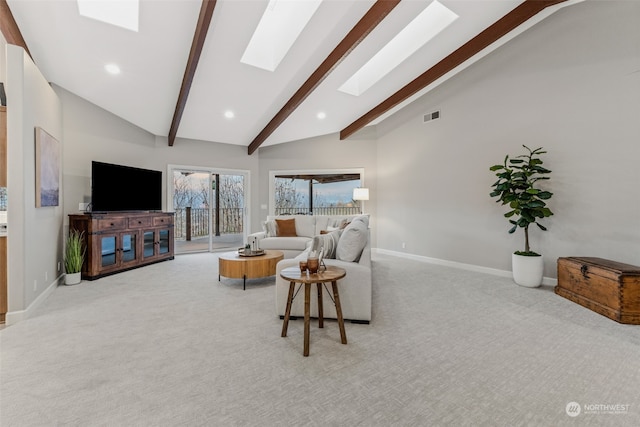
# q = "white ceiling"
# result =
<box><xmin>7</xmin><ymin>0</ymin><xmax>570</xmax><ymax>149</ymax></box>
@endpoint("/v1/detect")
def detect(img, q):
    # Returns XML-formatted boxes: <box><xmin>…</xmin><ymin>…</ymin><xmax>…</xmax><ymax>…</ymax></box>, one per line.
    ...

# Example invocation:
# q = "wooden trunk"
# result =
<box><xmin>556</xmin><ymin>257</ymin><xmax>640</xmax><ymax>324</ymax></box>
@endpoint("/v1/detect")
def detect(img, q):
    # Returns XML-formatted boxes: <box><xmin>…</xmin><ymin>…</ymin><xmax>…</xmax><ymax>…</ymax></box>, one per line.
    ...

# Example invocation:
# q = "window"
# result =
<box><xmin>270</xmin><ymin>168</ymin><xmax>364</xmax><ymax>215</ymax></box>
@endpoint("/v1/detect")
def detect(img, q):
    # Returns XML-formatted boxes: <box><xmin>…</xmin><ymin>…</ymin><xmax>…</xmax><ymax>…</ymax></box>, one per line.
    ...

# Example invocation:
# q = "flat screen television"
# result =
<box><xmin>91</xmin><ymin>161</ymin><xmax>162</xmax><ymax>212</ymax></box>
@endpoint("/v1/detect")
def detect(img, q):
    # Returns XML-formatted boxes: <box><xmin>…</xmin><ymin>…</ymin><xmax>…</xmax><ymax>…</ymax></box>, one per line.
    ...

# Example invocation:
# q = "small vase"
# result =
<box><xmin>65</xmin><ymin>272</ymin><xmax>82</xmax><ymax>286</ymax></box>
<box><xmin>307</xmin><ymin>257</ymin><xmax>319</xmax><ymax>274</ymax></box>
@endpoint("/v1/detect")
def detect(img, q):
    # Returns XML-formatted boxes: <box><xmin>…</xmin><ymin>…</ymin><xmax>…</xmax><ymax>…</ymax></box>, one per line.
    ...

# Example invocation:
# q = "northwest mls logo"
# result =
<box><xmin>566</xmin><ymin>402</ymin><xmax>581</xmax><ymax>417</ymax></box>
<box><xmin>566</xmin><ymin>401</ymin><xmax>631</xmax><ymax>417</ymax></box>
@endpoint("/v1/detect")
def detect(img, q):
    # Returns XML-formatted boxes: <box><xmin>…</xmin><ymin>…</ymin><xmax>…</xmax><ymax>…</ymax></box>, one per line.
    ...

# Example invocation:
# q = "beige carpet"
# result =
<box><xmin>1</xmin><ymin>252</ymin><xmax>639</xmax><ymax>426</ymax></box>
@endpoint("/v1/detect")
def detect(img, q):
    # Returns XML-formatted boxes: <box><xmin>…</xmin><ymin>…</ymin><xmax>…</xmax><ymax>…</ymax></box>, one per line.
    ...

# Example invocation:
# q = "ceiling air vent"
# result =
<box><xmin>423</xmin><ymin>110</ymin><xmax>440</xmax><ymax>123</ymax></box>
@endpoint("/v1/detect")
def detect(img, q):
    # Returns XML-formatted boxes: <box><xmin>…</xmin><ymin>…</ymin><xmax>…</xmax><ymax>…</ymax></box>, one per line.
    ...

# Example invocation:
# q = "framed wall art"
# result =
<box><xmin>35</xmin><ymin>127</ymin><xmax>60</xmax><ymax>208</ymax></box>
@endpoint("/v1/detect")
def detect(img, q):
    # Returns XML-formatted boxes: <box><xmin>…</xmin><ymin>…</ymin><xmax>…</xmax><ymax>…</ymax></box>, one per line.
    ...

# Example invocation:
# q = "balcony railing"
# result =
<box><xmin>174</xmin><ymin>207</ymin><xmax>243</xmax><ymax>240</ymax></box>
<box><xmin>274</xmin><ymin>206</ymin><xmax>362</xmax><ymax>216</ymax></box>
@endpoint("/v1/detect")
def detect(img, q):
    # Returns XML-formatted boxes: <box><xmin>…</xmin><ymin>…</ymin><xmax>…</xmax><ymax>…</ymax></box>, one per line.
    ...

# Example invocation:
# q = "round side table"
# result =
<box><xmin>280</xmin><ymin>265</ymin><xmax>347</xmax><ymax>356</ymax></box>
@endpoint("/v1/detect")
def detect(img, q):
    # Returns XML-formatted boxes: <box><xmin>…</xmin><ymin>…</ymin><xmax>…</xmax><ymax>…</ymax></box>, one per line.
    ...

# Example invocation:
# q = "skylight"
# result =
<box><xmin>77</xmin><ymin>0</ymin><xmax>140</xmax><ymax>32</ymax></box>
<box><xmin>241</xmin><ymin>0</ymin><xmax>323</xmax><ymax>72</ymax></box>
<box><xmin>339</xmin><ymin>0</ymin><xmax>458</xmax><ymax>96</ymax></box>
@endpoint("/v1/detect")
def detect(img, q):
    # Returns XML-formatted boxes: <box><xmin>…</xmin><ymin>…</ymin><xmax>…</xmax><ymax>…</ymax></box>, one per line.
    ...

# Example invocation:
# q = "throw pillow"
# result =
<box><xmin>350</xmin><ymin>215</ymin><xmax>369</xmax><ymax>227</ymax></box>
<box><xmin>275</xmin><ymin>218</ymin><xmax>297</xmax><ymax>237</ymax></box>
<box><xmin>336</xmin><ymin>219</ymin><xmax>368</xmax><ymax>262</ymax></box>
<box><xmin>310</xmin><ymin>229</ymin><xmax>342</xmax><ymax>259</ymax></box>
<box><xmin>262</xmin><ymin>219</ymin><xmax>278</xmax><ymax>237</ymax></box>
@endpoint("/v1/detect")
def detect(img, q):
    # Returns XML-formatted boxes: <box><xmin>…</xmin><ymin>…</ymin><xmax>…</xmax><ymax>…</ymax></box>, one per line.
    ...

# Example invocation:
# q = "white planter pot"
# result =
<box><xmin>65</xmin><ymin>272</ymin><xmax>82</xmax><ymax>286</ymax></box>
<box><xmin>512</xmin><ymin>253</ymin><xmax>543</xmax><ymax>288</ymax></box>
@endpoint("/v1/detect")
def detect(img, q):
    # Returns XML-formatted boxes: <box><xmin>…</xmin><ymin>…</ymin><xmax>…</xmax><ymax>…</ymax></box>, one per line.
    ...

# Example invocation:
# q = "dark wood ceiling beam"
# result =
<box><xmin>247</xmin><ymin>0</ymin><xmax>401</xmax><ymax>155</ymax></box>
<box><xmin>168</xmin><ymin>0</ymin><xmax>217</xmax><ymax>146</ymax></box>
<box><xmin>0</xmin><ymin>0</ymin><xmax>32</xmax><ymax>60</ymax></box>
<box><xmin>340</xmin><ymin>0</ymin><xmax>567</xmax><ymax>140</ymax></box>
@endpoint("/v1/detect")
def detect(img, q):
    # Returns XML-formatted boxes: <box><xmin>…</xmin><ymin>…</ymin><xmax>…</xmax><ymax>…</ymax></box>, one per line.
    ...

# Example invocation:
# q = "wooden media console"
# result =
<box><xmin>69</xmin><ymin>212</ymin><xmax>174</xmax><ymax>280</ymax></box>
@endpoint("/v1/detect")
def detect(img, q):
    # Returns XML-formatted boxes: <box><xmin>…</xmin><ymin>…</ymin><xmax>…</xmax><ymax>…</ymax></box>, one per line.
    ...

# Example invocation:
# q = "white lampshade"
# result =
<box><xmin>353</xmin><ymin>188</ymin><xmax>369</xmax><ymax>201</ymax></box>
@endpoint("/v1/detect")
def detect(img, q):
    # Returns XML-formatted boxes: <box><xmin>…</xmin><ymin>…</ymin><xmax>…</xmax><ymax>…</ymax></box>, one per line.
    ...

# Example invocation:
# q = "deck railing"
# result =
<box><xmin>274</xmin><ymin>206</ymin><xmax>362</xmax><ymax>216</ymax></box>
<box><xmin>174</xmin><ymin>207</ymin><xmax>243</xmax><ymax>240</ymax></box>
<box><xmin>175</xmin><ymin>206</ymin><xmax>362</xmax><ymax>240</ymax></box>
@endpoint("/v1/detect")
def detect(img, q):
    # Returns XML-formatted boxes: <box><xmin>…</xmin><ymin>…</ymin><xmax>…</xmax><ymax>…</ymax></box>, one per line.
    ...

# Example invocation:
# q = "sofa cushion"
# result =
<box><xmin>336</xmin><ymin>219</ymin><xmax>368</xmax><ymax>262</ymax></box>
<box><xmin>315</xmin><ymin>215</ymin><xmax>356</xmax><ymax>235</ymax></box>
<box><xmin>330</xmin><ymin>218</ymin><xmax>350</xmax><ymax>228</ymax></box>
<box><xmin>314</xmin><ymin>216</ymin><xmax>330</xmax><ymax>234</ymax></box>
<box><xmin>275</xmin><ymin>218</ymin><xmax>297</xmax><ymax>237</ymax></box>
<box><xmin>260</xmin><ymin>237</ymin><xmax>311</xmax><ymax>251</ymax></box>
<box><xmin>294</xmin><ymin>215</ymin><xmax>316</xmax><ymax>237</ymax></box>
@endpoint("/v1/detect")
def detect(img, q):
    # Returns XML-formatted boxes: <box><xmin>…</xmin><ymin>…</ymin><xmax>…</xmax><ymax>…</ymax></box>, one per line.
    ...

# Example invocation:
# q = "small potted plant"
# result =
<box><xmin>64</xmin><ymin>229</ymin><xmax>86</xmax><ymax>285</ymax></box>
<box><xmin>490</xmin><ymin>145</ymin><xmax>553</xmax><ymax>287</ymax></box>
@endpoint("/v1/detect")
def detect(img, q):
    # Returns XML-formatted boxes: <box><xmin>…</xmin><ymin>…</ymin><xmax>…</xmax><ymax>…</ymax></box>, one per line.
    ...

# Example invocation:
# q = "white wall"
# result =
<box><xmin>5</xmin><ymin>45</ymin><xmax>63</xmax><ymax>320</ymax></box>
<box><xmin>374</xmin><ymin>0</ymin><xmax>640</xmax><ymax>278</ymax></box>
<box><xmin>55</xmin><ymin>86</ymin><xmax>260</xmax><ymax>233</ymax></box>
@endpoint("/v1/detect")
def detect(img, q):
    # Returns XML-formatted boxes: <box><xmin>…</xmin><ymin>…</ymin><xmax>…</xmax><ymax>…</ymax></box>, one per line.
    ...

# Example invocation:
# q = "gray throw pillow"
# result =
<box><xmin>336</xmin><ymin>220</ymin><xmax>368</xmax><ymax>262</ymax></box>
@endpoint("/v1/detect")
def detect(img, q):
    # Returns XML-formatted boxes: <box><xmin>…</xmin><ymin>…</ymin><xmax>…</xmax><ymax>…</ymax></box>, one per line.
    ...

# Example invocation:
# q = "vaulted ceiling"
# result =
<box><xmin>4</xmin><ymin>0</ymin><xmax>575</xmax><ymax>154</ymax></box>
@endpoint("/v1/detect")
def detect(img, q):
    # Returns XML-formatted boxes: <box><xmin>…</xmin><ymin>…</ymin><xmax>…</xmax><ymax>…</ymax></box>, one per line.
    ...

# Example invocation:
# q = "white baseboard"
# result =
<box><xmin>373</xmin><ymin>248</ymin><xmax>557</xmax><ymax>287</ymax></box>
<box><xmin>5</xmin><ymin>275</ymin><xmax>62</xmax><ymax>325</ymax></box>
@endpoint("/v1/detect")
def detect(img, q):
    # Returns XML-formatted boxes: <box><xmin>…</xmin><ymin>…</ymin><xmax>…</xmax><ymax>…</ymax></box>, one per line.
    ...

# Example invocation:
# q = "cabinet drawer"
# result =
<box><xmin>97</xmin><ymin>217</ymin><xmax>126</xmax><ymax>231</ymax></box>
<box><xmin>153</xmin><ymin>216</ymin><xmax>172</xmax><ymax>226</ymax></box>
<box><xmin>129</xmin><ymin>217</ymin><xmax>152</xmax><ymax>228</ymax></box>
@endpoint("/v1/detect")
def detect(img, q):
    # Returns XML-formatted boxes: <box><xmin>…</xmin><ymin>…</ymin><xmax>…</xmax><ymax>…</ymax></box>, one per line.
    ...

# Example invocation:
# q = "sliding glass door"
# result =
<box><xmin>169</xmin><ymin>166</ymin><xmax>249</xmax><ymax>254</ymax></box>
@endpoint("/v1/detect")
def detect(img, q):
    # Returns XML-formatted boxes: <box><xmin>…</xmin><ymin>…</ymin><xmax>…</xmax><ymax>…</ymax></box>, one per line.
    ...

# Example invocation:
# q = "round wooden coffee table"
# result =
<box><xmin>280</xmin><ymin>265</ymin><xmax>347</xmax><ymax>357</ymax></box>
<box><xmin>218</xmin><ymin>250</ymin><xmax>284</xmax><ymax>290</ymax></box>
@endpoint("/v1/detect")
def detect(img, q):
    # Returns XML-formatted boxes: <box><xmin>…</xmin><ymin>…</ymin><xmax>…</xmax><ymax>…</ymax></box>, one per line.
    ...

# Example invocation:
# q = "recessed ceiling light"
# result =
<box><xmin>316</xmin><ymin>112</ymin><xmax>326</xmax><ymax>120</ymax></box>
<box><xmin>241</xmin><ymin>0</ymin><xmax>323</xmax><ymax>72</ymax></box>
<box><xmin>105</xmin><ymin>63</ymin><xmax>121</xmax><ymax>75</ymax></box>
<box><xmin>224</xmin><ymin>110</ymin><xmax>235</xmax><ymax>119</ymax></box>
<box><xmin>339</xmin><ymin>0</ymin><xmax>458</xmax><ymax>96</ymax></box>
<box><xmin>77</xmin><ymin>0</ymin><xmax>139</xmax><ymax>32</ymax></box>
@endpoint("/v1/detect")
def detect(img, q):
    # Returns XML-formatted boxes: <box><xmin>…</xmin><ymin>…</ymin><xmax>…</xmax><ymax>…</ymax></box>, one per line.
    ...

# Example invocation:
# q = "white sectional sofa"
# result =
<box><xmin>248</xmin><ymin>214</ymin><xmax>372</xmax><ymax>323</ymax></box>
<box><xmin>248</xmin><ymin>214</ymin><xmax>362</xmax><ymax>259</ymax></box>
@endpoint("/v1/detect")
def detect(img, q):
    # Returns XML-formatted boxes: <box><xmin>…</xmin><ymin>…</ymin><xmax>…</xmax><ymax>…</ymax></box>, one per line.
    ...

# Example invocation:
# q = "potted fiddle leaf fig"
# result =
<box><xmin>490</xmin><ymin>145</ymin><xmax>553</xmax><ymax>287</ymax></box>
<box><xmin>64</xmin><ymin>229</ymin><xmax>86</xmax><ymax>285</ymax></box>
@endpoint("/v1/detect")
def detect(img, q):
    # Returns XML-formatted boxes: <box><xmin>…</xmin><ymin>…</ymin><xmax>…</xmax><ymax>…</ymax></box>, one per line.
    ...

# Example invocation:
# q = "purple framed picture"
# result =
<box><xmin>35</xmin><ymin>127</ymin><xmax>60</xmax><ymax>208</ymax></box>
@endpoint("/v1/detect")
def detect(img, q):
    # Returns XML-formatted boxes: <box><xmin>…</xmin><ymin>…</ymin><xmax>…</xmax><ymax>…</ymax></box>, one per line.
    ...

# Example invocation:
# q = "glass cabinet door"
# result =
<box><xmin>101</xmin><ymin>236</ymin><xmax>117</xmax><ymax>268</ymax></box>
<box><xmin>143</xmin><ymin>231</ymin><xmax>155</xmax><ymax>257</ymax></box>
<box><xmin>158</xmin><ymin>230</ymin><xmax>170</xmax><ymax>254</ymax></box>
<box><xmin>121</xmin><ymin>233</ymin><xmax>137</xmax><ymax>263</ymax></box>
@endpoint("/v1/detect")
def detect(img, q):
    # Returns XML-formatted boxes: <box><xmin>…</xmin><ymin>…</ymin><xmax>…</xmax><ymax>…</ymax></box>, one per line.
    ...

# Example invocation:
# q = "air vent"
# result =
<box><xmin>423</xmin><ymin>110</ymin><xmax>440</xmax><ymax>123</ymax></box>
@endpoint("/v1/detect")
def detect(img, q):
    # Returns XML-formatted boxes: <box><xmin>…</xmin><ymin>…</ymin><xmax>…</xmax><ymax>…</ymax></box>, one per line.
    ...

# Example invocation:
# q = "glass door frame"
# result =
<box><xmin>167</xmin><ymin>164</ymin><xmax>251</xmax><ymax>252</ymax></box>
